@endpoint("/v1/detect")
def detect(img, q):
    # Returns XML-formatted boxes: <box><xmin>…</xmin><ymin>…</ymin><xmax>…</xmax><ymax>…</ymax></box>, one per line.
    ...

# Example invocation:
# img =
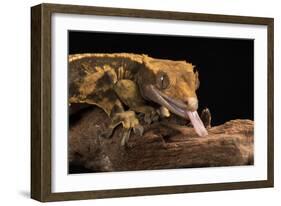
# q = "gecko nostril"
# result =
<box><xmin>183</xmin><ymin>99</ymin><xmax>189</xmax><ymax>106</ymax></box>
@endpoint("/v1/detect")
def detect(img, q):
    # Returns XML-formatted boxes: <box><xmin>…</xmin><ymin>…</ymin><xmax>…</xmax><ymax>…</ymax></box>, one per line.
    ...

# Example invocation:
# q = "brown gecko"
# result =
<box><xmin>69</xmin><ymin>53</ymin><xmax>210</xmax><ymax>145</ymax></box>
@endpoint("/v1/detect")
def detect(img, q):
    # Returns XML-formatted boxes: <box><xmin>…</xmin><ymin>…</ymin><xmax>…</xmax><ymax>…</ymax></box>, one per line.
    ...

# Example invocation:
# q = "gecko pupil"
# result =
<box><xmin>156</xmin><ymin>71</ymin><xmax>170</xmax><ymax>90</ymax></box>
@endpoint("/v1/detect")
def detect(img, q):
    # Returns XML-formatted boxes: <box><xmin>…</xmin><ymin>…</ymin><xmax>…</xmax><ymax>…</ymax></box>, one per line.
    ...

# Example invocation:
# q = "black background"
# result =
<box><xmin>69</xmin><ymin>31</ymin><xmax>254</xmax><ymax>126</ymax></box>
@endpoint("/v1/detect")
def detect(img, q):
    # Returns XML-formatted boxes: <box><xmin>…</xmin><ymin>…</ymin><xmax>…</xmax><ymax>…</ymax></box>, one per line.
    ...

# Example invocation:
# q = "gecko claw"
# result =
<box><xmin>98</xmin><ymin>128</ymin><xmax>114</xmax><ymax>139</ymax></box>
<box><xmin>120</xmin><ymin>128</ymin><xmax>131</xmax><ymax>146</ymax></box>
<box><xmin>133</xmin><ymin>124</ymin><xmax>144</xmax><ymax>136</ymax></box>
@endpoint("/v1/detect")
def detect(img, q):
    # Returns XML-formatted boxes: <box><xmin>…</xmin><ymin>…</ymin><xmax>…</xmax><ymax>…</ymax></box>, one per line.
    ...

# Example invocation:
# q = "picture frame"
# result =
<box><xmin>31</xmin><ymin>3</ymin><xmax>274</xmax><ymax>202</ymax></box>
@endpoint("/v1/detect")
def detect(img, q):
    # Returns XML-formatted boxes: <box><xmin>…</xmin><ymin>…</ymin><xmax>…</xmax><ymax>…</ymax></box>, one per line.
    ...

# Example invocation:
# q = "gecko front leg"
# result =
<box><xmin>99</xmin><ymin>100</ymin><xmax>144</xmax><ymax>146</ymax></box>
<box><xmin>113</xmin><ymin>79</ymin><xmax>159</xmax><ymax>124</ymax></box>
<box><xmin>100</xmin><ymin>110</ymin><xmax>143</xmax><ymax>146</ymax></box>
<box><xmin>111</xmin><ymin>111</ymin><xmax>143</xmax><ymax>146</ymax></box>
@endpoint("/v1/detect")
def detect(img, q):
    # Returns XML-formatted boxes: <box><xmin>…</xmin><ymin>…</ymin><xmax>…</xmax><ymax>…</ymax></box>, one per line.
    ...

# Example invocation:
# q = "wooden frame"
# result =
<box><xmin>31</xmin><ymin>3</ymin><xmax>274</xmax><ymax>202</ymax></box>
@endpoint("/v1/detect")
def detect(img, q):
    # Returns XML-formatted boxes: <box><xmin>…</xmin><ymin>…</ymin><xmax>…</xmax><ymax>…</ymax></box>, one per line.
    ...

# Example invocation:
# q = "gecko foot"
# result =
<box><xmin>121</xmin><ymin>125</ymin><xmax>144</xmax><ymax>146</ymax></box>
<box><xmin>99</xmin><ymin>111</ymin><xmax>143</xmax><ymax>146</ymax></box>
<box><xmin>135</xmin><ymin>106</ymin><xmax>159</xmax><ymax>124</ymax></box>
<box><xmin>200</xmin><ymin>107</ymin><xmax>211</xmax><ymax>129</ymax></box>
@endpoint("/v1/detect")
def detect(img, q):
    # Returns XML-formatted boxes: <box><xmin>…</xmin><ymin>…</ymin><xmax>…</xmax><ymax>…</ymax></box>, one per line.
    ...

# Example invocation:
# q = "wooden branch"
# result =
<box><xmin>69</xmin><ymin>107</ymin><xmax>253</xmax><ymax>172</ymax></box>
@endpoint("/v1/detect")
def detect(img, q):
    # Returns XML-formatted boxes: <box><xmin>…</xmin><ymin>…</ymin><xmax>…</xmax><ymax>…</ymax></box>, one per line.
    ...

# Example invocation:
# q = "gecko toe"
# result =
<box><xmin>133</xmin><ymin>124</ymin><xmax>144</xmax><ymax>136</ymax></box>
<box><xmin>120</xmin><ymin>128</ymin><xmax>131</xmax><ymax>146</ymax></box>
<box><xmin>98</xmin><ymin>128</ymin><xmax>114</xmax><ymax>139</ymax></box>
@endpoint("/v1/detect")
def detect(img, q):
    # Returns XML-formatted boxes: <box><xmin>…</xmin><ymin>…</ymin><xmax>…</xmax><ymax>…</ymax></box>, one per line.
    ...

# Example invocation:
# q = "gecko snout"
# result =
<box><xmin>184</xmin><ymin>97</ymin><xmax>198</xmax><ymax>111</ymax></box>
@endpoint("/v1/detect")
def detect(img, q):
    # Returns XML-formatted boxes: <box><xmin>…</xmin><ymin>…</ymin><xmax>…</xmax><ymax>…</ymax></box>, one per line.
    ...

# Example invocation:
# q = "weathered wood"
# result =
<box><xmin>69</xmin><ymin>106</ymin><xmax>253</xmax><ymax>172</ymax></box>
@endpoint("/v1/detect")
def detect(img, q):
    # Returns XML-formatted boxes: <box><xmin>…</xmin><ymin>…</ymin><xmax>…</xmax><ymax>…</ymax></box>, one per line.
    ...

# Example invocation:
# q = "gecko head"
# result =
<box><xmin>137</xmin><ymin>56</ymin><xmax>208</xmax><ymax>137</ymax></box>
<box><xmin>138</xmin><ymin>57</ymin><xmax>200</xmax><ymax>116</ymax></box>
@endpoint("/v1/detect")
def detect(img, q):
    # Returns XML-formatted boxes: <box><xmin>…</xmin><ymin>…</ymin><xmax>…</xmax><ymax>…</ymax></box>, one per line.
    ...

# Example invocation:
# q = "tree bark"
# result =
<box><xmin>69</xmin><ymin>107</ymin><xmax>253</xmax><ymax>172</ymax></box>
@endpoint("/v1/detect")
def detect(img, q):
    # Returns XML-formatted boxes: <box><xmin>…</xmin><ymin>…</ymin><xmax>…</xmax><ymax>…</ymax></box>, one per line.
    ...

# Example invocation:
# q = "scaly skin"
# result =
<box><xmin>69</xmin><ymin>53</ymin><xmax>207</xmax><ymax>146</ymax></box>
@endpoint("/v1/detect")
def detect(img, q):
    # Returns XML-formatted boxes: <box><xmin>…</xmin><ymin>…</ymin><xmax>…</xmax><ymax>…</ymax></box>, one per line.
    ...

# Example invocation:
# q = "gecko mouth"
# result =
<box><xmin>145</xmin><ymin>85</ymin><xmax>208</xmax><ymax>137</ymax></box>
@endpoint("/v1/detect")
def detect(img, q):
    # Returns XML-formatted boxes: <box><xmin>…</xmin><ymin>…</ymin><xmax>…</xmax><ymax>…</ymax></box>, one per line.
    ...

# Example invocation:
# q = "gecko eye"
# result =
<box><xmin>156</xmin><ymin>71</ymin><xmax>170</xmax><ymax>89</ymax></box>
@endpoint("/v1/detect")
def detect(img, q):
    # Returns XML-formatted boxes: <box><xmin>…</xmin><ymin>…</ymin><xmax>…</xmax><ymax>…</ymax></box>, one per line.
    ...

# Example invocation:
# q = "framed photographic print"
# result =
<box><xmin>31</xmin><ymin>3</ymin><xmax>274</xmax><ymax>202</ymax></box>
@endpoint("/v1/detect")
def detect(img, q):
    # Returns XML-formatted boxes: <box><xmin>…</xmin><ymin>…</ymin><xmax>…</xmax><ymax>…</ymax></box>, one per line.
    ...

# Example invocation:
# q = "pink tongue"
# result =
<box><xmin>186</xmin><ymin>111</ymin><xmax>208</xmax><ymax>137</ymax></box>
